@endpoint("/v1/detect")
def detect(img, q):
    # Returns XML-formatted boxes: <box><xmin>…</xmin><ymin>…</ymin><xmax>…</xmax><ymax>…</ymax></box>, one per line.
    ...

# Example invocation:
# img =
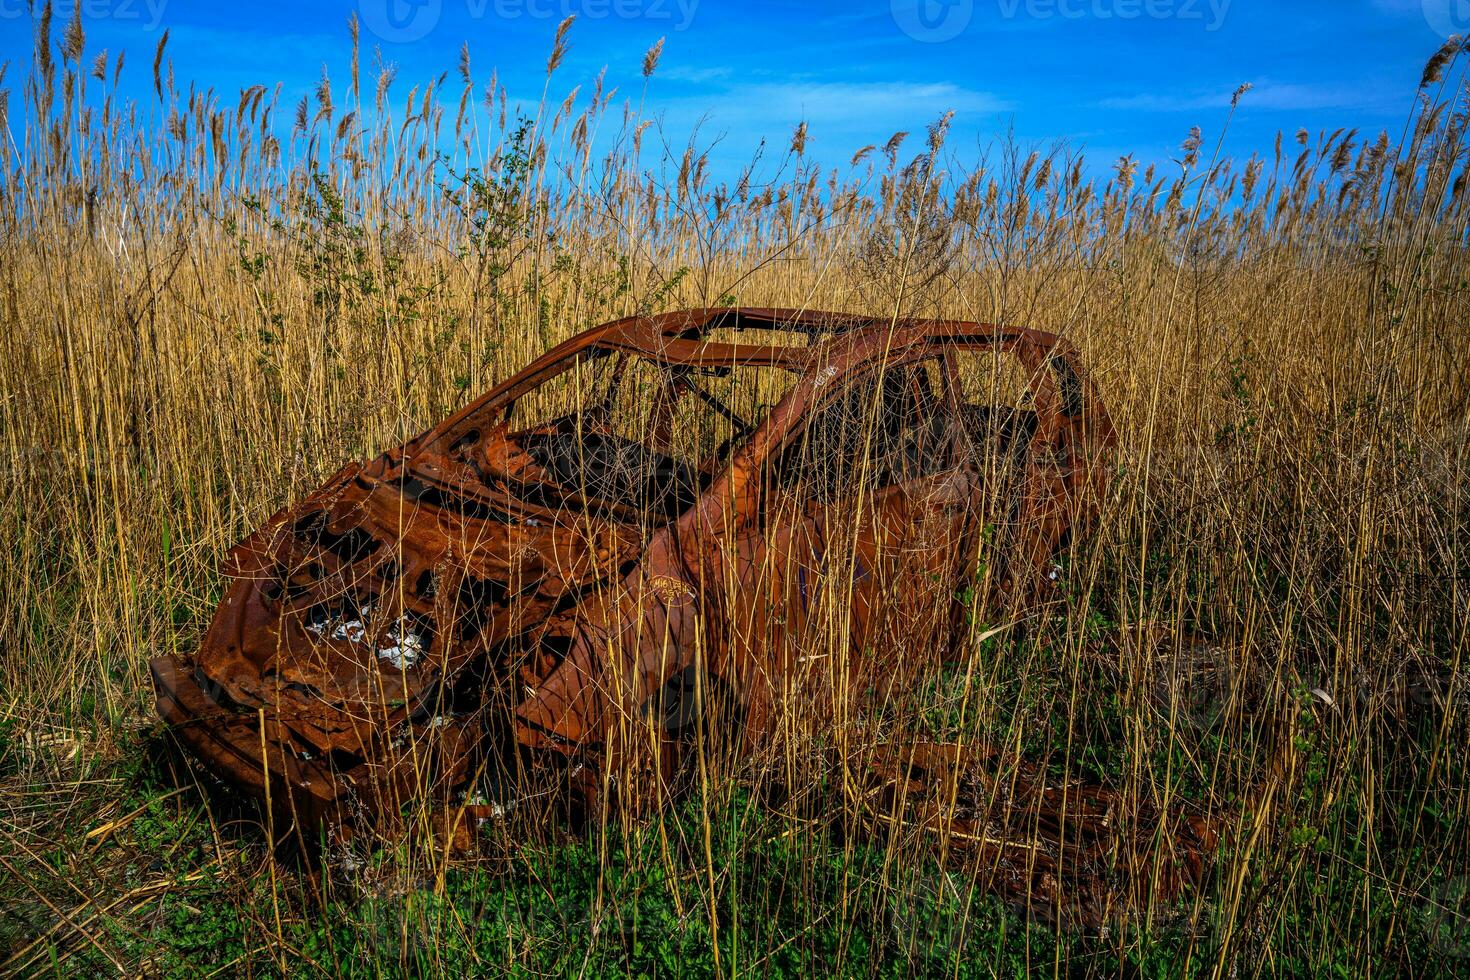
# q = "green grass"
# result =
<box><xmin>4</xmin><ymin>651</ymin><xmax>1466</xmax><ymax>977</ymax></box>
<box><xmin>0</xmin><ymin>730</ymin><xmax>1195</xmax><ymax>978</ymax></box>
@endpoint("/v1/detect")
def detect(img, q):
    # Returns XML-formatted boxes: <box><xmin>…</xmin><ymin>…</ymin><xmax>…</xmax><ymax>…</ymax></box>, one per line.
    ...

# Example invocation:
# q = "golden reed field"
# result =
<box><xmin>1</xmin><ymin>8</ymin><xmax>1468</xmax><ymax>977</ymax></box>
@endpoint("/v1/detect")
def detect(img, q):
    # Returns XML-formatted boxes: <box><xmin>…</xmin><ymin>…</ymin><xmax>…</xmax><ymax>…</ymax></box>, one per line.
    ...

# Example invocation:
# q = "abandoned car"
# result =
<box><xmin>152</xmin><ymin>308</ymin><xmax>1211</xmax><ymax>917</ymax></box>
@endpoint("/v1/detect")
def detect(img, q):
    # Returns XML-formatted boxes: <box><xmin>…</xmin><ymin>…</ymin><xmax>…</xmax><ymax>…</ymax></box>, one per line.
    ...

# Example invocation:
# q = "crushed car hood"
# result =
<box><xmin>194</xmin><ymin>425</ymin><xmax>644</xmax><ymax>757</ymax></box>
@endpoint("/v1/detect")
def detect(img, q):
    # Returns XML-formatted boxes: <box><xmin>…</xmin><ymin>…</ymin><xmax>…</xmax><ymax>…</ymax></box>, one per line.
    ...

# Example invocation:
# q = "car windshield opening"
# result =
<box><xmin>502</xmin><ymin>348</ymin><xmax>797</xmax><ymax>525</ymax></box>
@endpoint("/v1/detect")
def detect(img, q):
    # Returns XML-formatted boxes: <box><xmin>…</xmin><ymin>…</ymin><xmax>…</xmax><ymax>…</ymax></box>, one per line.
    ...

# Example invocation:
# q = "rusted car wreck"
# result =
<box><xmin>153</xmin><ymin>308</ymin><xmax>1213</xmax><ymax>920</ymax></box>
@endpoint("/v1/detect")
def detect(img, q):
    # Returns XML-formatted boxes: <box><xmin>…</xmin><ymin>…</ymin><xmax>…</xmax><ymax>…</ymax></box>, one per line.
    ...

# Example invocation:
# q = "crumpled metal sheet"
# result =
<box><xmin>857</xmin><ymin>740</ymin><xmax>1218</xmax><ymax>928</ymax></box>
<box><xmin>153</xmin><ymin>308</ymin><xmax>1211</xmax><ymax>917</ymax></box>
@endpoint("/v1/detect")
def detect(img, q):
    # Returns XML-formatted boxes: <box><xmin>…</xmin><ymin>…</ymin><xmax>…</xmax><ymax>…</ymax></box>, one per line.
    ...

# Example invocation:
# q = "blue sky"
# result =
<box><xmin>0</xmin><ymin>0</ymin><xmax>1462</xmax><ymax>178</ymax></box>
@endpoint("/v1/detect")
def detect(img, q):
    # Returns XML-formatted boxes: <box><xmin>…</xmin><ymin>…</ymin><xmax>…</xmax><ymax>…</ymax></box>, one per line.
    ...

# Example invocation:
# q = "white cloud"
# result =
<box><xmin>744</xmin><ymin>80</ymin><xmax>1012</xmax><ymax>119</ymax></box>
<box><xmin>1098</xmin><ymin>82</ymin><xmax>1394</xmax><ymax>113</ymax></box>
<box><xmin>653</xmin><ymin>80</ymin><xmax>1011</xmax><ymax>137</ymax></box>
<box><xmin>634</xmin><ymin>79</ymin><xmax>1011</xmax><ymax>176</ymax></box>
<box><xmin>658</xmin><ymin>65</ymin><xmax>734</xmax><ymax>84</ymax></box>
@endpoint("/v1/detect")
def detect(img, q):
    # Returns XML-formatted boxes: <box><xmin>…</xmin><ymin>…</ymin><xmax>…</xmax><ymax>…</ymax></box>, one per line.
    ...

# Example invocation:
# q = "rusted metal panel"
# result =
<box><xmin>152</xmin><ymin>308</ymin><xmax>1209</xmax><ymax>918</ymax></box>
